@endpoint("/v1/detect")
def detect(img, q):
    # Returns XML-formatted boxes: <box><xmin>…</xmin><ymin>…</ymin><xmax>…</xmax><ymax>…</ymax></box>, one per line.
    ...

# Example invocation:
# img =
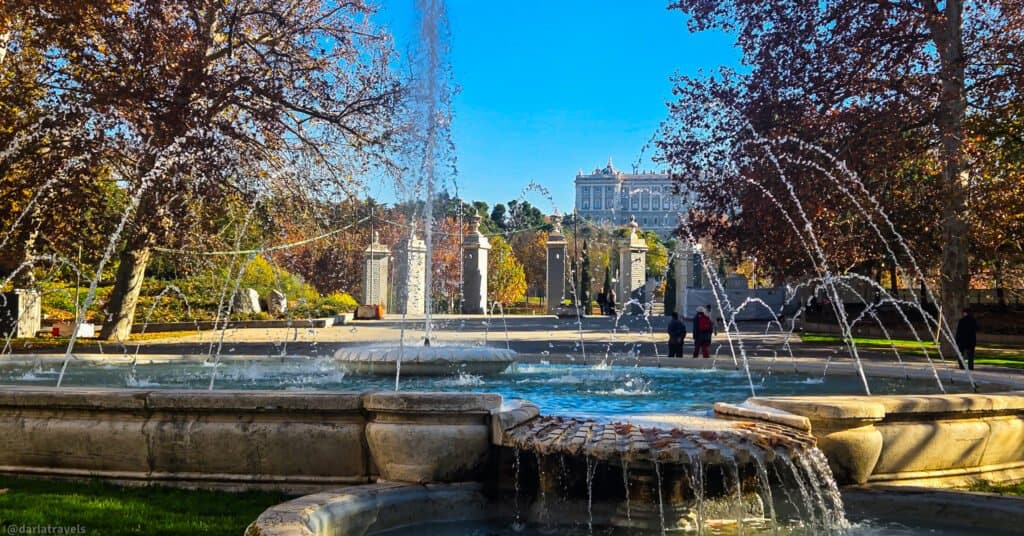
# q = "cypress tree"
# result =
<box><xmin>602</xmin><ymin>259</ymin><xmax>613</xmax><ymax>315</ymax></box>
<box><xmin>664</xmin><ymin>258</ymin><xmax>677</xmax><ymax>316</ymax></box>
<box><xmin>580</xmin><ymin>240</ymin><xmax>591</xmax><ymax>309</ymax></box>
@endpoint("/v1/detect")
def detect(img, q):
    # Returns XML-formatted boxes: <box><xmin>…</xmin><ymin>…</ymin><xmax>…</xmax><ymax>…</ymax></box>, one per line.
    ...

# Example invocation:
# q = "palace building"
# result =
<box><xmin>573</xmin><ymin>158</ymin><xmax>684</xmax><ymax>238</ymax></box>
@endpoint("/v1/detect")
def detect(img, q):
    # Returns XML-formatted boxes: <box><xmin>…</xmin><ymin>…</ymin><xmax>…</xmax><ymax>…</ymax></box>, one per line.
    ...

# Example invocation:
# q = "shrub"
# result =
<box><xmin>312</xmin><ymin>292</ymin><xmax>358</xmax><ymax>316</ymax></box>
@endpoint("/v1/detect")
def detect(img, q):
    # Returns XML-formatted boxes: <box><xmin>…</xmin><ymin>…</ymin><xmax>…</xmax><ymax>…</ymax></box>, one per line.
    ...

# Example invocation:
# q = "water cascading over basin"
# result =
<box><xmin>494</xmin><ymin>412</ymin><xmax>848</xmax><ymax>532</ymax></box>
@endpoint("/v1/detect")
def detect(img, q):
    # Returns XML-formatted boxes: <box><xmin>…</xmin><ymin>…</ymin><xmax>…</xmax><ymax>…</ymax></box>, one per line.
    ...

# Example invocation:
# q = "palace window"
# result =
<box><xmin>581</xmin><ymin>187</ymin><xmax>590</xmax><ymax>209</ymax></box>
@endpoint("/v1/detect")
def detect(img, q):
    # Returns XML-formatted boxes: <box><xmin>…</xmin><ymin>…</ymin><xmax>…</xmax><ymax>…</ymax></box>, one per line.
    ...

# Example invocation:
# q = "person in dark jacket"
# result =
<box><xmin>955</xmin><ymin>308</ymin><xmax>978</xmax><ymax>370</ymax></box>
<box><xmin>666</xmin><ymin>312</ymin><xmax>687</xmax><ymax>357</ymax></box>
<box><xmin>692</xmin><ymin>307</ymin><xmax>713</xmax><ymax>358</ymax></box>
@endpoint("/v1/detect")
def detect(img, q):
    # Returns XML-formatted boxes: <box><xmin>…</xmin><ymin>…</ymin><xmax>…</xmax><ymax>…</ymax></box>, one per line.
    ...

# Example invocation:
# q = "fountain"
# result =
<box><xmin>2</xmin><ymin>1</ymin><xmax>1024</xmax><ymax>536</ymax></box>
<box><xmin>332</xmin><ymin>343</ymin><xmax>516</xmax><ymax>376</ymax></box>
<box><xmin>330</xmin><ymin>0</ymin><xmax>517</xmax><ymax>378</ymax></box>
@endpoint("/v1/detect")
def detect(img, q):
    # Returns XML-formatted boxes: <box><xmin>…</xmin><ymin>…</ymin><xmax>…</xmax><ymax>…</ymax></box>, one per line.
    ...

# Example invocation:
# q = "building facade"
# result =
<box><xmin>573</xmin><ymin>158</ymin><xmax>684</xmax><ymax>238</ymax></box>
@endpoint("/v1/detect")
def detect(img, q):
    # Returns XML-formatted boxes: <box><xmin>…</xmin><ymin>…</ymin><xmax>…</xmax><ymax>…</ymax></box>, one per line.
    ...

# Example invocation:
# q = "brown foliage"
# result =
<box><xmin>659</xmin><ymin>0</ymin><xmax>1024</xmax><ymax>304</ymax></box>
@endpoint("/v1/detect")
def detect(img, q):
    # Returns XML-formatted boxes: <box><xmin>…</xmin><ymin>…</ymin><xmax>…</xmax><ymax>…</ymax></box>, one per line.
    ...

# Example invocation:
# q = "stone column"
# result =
<box><xmin>461</xmin><ymin>214</ymin><xmax>490</xmax><ymax>314</ymax></box>
<box><xmin>0</xmin><ymin>289</ymin><xmax>40</xmax><ymax>338</ymax></box>
<box><xmin>363</xmin><ymin>231</ymin><xmax>390</xmax><ymax>307</ymax></box>
<box><xmin>393</xmin><ymin>231</ymin><xmax>427</xmax><ymax>315</ymax></box>
<box><xmin>545</xmin><ymin>215</ymin><xmax>567</xmax><ymax>314</ymax></box>
<box><xmin>618</xmin><ymin>216</ymin><xmax>648</xmax><ymax>312</ymax></box>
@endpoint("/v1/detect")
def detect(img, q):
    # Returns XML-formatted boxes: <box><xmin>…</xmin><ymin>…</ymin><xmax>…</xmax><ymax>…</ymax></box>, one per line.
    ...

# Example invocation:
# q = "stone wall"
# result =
<box><xmin>682</xmin><ymin>288</ymin><xmax>787</xmax><ymax>321</ymax></box>
<box><xmin>716</xmin><ymin>392</ymin><xmax>1024</xmax><ymax>487</ymax></box>
<box><xmin>0</xmin><ymin>387</ymin><xmax>503</xmax><ymax>491</ymax></box>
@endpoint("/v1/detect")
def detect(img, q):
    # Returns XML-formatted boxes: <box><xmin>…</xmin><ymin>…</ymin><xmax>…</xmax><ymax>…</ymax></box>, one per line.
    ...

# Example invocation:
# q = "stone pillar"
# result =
<box><xmin>545</xmin><ymin>215</ymin><xmax>567</xmax><ymax>314</ymax></box>
<box><xmin>461</xmin><ymin>214</ymin><xmax>490</xmax><ymax>314</ymax></box>
<box><xmin>393</xmin><ymin>231</ymin><xmax>427</xmax><ymax>315</ymax></box>
<box><xmin>0</xmin><ymin>289</ymin><xmax>40</xmax><ymax>338</ymax></box>
<box><xmin>363</xmin><ymin>231</ymin><xmax>390</xmax><ymax>307</ymax></box>
<box><xmin>674</xmin><ymin>241</ymin><xmax>693</xmax><ymax>316</ymax></box>
<box><xmin>618</xmin><ymin>216</ymin><xmax>648</xmax><ymax>312</ymax></box>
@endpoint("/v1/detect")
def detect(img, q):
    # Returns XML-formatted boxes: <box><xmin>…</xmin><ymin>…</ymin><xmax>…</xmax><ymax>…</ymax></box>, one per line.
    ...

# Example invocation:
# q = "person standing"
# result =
<box><xmin>955</xmin><ymin>308</ymin><xmax>978</xmax><ymax>370</ymax></box>
<box><xmin>692</xmin><ymin>307</ymin><xmax>713</xmax><ymax>359</ymax></box>
<box><xmin>666</xmin><ymin>312</ymin><xmax>687</xmax><ymax>357</ymax></box>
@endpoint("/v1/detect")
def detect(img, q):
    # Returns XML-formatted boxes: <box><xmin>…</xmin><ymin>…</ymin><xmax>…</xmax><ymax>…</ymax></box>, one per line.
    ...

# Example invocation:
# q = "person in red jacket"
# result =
<box><xmin>692</xmin><ymin>307</ymin><xmax>714</xmax><ymax>358</ymax></box>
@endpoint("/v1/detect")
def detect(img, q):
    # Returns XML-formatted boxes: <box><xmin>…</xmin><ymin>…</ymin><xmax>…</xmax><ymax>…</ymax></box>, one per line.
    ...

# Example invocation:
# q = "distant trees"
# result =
<box><xmin>269</xmin><ymin>198</ymin><xmax>401</xmax><ymax>297</ymax></box>
<box><xmin>490</xmin><ymin>200</ymin><xmax>550</xmax><ymax>236</ymax></box>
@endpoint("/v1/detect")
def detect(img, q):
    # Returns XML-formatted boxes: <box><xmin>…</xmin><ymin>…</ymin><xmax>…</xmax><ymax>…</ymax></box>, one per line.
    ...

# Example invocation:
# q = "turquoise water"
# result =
<box><xmin>0</xmin><ymin>359</ymin><xmax>977</xmax><ymax>416</ymax></box>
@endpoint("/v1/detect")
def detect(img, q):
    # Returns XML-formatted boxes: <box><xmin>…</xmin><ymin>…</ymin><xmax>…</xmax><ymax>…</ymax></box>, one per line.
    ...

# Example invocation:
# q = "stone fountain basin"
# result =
<box><xmin>245</xmin><ymin>482</ymin><xmax>492</xmax><ymax>536</ymax></box>
<box><xmin>245</xmin><ymin>481</ymin><xmax>1024</xmax><ymax>536</ymax></box>
<box><xmin>333</xmin><ymin>345</ymin><xmax>516</xmax><ymax>376</ymax></box>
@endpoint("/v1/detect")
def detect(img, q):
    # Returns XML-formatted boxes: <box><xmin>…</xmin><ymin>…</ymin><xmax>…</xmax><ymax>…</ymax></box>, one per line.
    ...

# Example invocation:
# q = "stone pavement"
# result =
<box><xmin>74</xmin><ymin>314</ymin><xmax>839</xmax><ymax>362</ymax></box>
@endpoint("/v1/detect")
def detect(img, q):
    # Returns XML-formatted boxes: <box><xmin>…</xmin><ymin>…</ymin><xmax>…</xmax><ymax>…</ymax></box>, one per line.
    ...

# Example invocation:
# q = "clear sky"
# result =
<box><xmin>372</xmin><ymin>1</ymin><xmax>740</xmax><ymax>214</ymax></box>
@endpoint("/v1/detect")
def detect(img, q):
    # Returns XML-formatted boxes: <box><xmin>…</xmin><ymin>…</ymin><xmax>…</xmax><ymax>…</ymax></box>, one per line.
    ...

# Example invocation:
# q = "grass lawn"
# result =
<box><xmin>970</xmin><ymin>481</ymin><xmax>1024</xmax><ymax>496</ymax></box>
<box><xmin>0</xmin><ymin>476</ymin><xmax>289</xmax><ymax>535</ymax></box>
<box><xmin>799</xmin><ymin>333</ymin><xmax>1024</xmax><ymax>369</ymax></box>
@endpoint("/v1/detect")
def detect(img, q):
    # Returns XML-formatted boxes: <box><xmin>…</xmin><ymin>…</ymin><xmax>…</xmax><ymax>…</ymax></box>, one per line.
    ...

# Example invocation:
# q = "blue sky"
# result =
<box><xmin>372</xmin><ymin>1</ymin><xmax>740</xmax><ymax>213</ymax></box>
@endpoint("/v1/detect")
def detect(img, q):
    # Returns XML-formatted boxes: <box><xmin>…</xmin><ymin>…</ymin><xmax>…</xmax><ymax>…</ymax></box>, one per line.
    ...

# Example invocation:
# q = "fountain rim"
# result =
<box><xmin>0</xmin><ymin>351</ymin><xmax>1022</xmax><ymax>391</ymax></box>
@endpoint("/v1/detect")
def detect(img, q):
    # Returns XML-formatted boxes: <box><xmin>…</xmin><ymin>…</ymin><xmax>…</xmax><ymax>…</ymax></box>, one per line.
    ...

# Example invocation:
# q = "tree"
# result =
<box><xmin>8</xmin><ymin>0</ymin><xmax>400</xmax><ymax>340</ymax></box>
<box><xmin>487</xmin><ymin>235</ymin><xmax>526</xmax><ymax>305</ymax></box>
<box><xmin>967</xmin><ymin>102</ymin><xmax>1024</xmax><ymax>307</ymax></box>
<box><xmin>660</xmin><ymin>0</ymin><xmax>1024</xmax><ymax>342</ymax></box>
<box><xmin>504</xmin><ymin>199</ymin><xmax>549</xmax><ymax>235</ymax></box>
<box><xmin>489</xmin><ymin>203</ymin><xmax>507</xmax><ymax>230</ymax></box>
<box><xmin>602</xmin><ymin>260</ymin><xmax>614</xmax><ymax>313</ymax></box>
<box><xmin>0</xmin><ymin>8</ymin><xmax>124</xmax><ymax>279</ymax></box>
<box><xmin>509</xmin><ymin>230</ymin><xmax>547</xmax><ymax>299</ymax></box>
<box><xmin>431</xmin><ymin>216</ymin><xmax>467</xmax><ymax>312</ymax></box>
<box><xmin>643</xmin><ymin>231</ymin><xmax>669</xmax><ymax>280</ymax></box>
<box><xmin>269</xmin><ymin>198</ymin><xmax>402</xmax><ymax>297</ymax></box>
<box><xmin>664</xmin><ymin>258</ymin><xmax>677</xmax><ymax>315</ymax></box>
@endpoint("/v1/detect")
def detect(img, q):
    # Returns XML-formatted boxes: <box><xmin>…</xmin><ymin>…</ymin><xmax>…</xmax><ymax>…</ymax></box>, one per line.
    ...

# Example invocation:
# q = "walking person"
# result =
<box><xmin>692</xmin><ymin>307</ymin><xmax>713</xmax><ymax>359</ymax></box>
<box><xmin>666</xmin><ymin>312</ymin><xmax>687</xmax><ymax>358</ymax></box>
<box><xmin>955</xmin><ymin>307</ymin><xmax>978</xmax><ymax>370</ymax></box>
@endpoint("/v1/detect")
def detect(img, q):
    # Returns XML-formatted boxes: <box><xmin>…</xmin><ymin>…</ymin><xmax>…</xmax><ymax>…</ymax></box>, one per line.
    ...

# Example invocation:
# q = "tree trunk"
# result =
<box><xmin>932</xmin><ymin>0</ymin><xmax>970</xmax><ymax>354</ymax></box>
<box><xmin>995</xmin><ymin>256</ymin><xmax>1006</xmax><ymax>310</ymax></box>
<box><xmin>99</xmin><ymin>245</ymin><xmax>151</xmax><ymax>341</ymax></box>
